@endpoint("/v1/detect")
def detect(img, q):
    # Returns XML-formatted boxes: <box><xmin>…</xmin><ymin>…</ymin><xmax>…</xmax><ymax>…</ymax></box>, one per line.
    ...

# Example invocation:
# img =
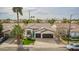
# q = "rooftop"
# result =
<box><xmin>26</xmin><ymin>23</ymin><xmax>54</xmax><ymax>31</ymax></box>
<box><xmin>56</xmin><ymin>23</ymin><xmax>79</xmax><ymax>32</ymax></box>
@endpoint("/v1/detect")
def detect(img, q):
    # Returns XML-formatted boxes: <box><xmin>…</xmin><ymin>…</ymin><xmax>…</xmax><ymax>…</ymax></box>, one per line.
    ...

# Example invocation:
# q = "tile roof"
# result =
<box><xmin>56</xmin><ymin>23</ymin><xmax>79</xmax><ymax>32</ymax></box>
<box><xmin>26</xmin><ymin>23</ymin><xmax>53</xmax><ymax>31</ymax></box>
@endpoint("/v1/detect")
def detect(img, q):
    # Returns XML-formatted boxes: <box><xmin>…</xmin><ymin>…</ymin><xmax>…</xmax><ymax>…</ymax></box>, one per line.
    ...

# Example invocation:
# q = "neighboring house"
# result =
<box><xmin>24</xmin><ymin>23</ymin><xmax>56</xmax><ymax>38</ymax></box>
<box><xmin>70</xmin><ymin>24</ymin><xmax>79</xmax><ymax>40</ymax></box>
<box><xmin>56</xmin><ymin>23</ymin><xmax>79</xmax><ymax>40</ymax></box>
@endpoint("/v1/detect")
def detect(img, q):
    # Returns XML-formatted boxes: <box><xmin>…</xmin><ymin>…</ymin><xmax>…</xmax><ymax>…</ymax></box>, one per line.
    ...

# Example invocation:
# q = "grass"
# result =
<box><xmin>22</xmin><ymin>38</ymin><xmax>35</xmax><ymax>45</ymax></box>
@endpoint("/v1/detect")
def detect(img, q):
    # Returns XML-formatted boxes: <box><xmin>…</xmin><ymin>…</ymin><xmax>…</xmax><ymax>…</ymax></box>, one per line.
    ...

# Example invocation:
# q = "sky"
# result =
<box><xmin>0</xmin><ymin>7</ymin><xmax>79</xmax><ymax>20</ymax></box>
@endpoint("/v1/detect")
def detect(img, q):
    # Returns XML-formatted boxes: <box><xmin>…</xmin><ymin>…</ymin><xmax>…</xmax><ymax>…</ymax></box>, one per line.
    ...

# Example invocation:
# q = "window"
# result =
<box><xmin>27</xmin><ymin>30</ymin><xmax>31</xmax><ymax>35</ymax></box>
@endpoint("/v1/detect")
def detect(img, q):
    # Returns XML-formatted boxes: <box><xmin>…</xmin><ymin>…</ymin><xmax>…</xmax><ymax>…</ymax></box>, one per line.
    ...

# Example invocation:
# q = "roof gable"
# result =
<box><xmin>35</xmin><ymin>28</ymin><xmax>53</xmax><ymax>33</ymax></box>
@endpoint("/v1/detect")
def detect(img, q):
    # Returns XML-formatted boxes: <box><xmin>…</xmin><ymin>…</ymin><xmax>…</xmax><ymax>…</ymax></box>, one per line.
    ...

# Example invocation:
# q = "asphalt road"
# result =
<box><xmin>0</xmin><ymin>47</ymin><xmax>68</xmax><ymax>51</ymax></box>
<box><xmin>0</xmin><ymin>47</ymin><xmax>17</xmax><ymax>51</ymax></box>
<box><xmin>30</xmin><ymin>47</ymin><xmax>68</xmax><ymax>51</ymax></box>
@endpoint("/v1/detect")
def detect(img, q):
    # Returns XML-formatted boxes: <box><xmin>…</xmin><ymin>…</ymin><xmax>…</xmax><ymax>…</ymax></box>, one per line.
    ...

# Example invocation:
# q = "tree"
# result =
<box><xmin>75</xmin><ymin>19</ymin><xmax>79</xmax><ymax>24</ymax></box>
<box><xmin>28</xmin><ymin>19</ymin><xmax>32</xmax><ymax>23</ymax></box>
<box><xmin>62</xmin><ymin>18</ymin><xmax>70</xmax><ymax>23</ymax></box>
<box><xmin>48</xmin><ymin>18</ymin><xmax>55</xmax><ymax>25</ymax></box>
<box><xmin>11</xmin><ymin>25</ymin><xmax>24</xmax><ymax>45</ymax></box>
<box><xmin>23</xmin><ymin>19</ymin><xmax>35</xmax><ymax>24</ymax></box>
<box><xmin>12</xmin><ymin>7</ymin><xmax>23</xmax><ymax>24</ymax></box>
<box><xmin>12</xmin><ymin>7</ymin><xmax>23</xmax><ymax>44</ymax></box>
<box><xmin>3</xmin><ymin>19</ymin><xmax>10</xmax><ymax>23</ymax></box>
<box><xmin>36</xmin><ymin>19</ymin><xmax>41</xmax><ymax>23</ymax></box>
<box><xmin>23</xmin><ymin>19</ymin><xmax>28</xmax><ymax>25</ymax></box>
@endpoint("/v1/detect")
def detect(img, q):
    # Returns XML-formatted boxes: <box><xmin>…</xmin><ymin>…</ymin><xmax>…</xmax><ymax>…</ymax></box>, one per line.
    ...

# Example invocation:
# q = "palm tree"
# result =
<box><xmin>12</xmin><ymin>7</ymin><xmax>23</xmax><ymax>24</ymax></box>
<box><xmin>12</xmin><ymin>7</ymin><xmax>24</xmax><ymax>50</ymax></box>
<box><xmin>12</xmin><ymin>7</ymin><xmax>23</xmax><ymax>45</ymax></box>
<box><xmin>11</xmin><ymin>25</ymin><xmax>23</xmax><ymax>45</ymax></box>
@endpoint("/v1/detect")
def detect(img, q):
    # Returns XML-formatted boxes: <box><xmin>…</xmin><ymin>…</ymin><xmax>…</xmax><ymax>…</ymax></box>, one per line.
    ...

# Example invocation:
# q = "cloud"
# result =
<box><xmin>0</xmin><ymin>7</ymin><xmax>79</xmax><ymax>19</ymax></box>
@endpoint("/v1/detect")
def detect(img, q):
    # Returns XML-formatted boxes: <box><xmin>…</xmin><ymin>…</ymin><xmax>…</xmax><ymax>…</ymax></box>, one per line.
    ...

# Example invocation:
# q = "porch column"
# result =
<box><xmin>34</xmin><ymin>33</ymin><xmax>36</xmax><ymax>38</ymax></box>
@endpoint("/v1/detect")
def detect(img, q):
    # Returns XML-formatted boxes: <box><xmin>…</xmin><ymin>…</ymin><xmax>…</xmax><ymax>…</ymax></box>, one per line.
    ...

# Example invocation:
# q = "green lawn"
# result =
<box><xmin>22</xmin><ymin>38</ymin><xmax>35</xmax><ymax>45</ymax></box>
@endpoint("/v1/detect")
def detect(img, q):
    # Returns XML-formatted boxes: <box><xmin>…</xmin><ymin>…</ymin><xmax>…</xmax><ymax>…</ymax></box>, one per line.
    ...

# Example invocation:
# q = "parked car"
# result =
<box><xmin>66</xmin><ymin>43</ymin><xmax>79</xmax><ymax>51</ymax></box>
<box><xmin>0</xmin><ymin>34</ymin><xmax>9</xmax><ymax>44</ymax></box>
<box><xmin>0</xmin><ymin>37</ymin><xmax>4</xmax><ymax>42</ymax></box>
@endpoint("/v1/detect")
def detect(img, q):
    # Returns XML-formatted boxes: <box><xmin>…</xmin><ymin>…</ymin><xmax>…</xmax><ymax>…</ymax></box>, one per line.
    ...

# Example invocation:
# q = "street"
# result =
<box><xmin>31</xmin><ymin>47</ymin><xmax>67</xmax><ymax>51</ymax></box>
<box><xmin>0</xmin><ymin>47</ymin><xmax>67</xmax><ymax>51</ymax></box>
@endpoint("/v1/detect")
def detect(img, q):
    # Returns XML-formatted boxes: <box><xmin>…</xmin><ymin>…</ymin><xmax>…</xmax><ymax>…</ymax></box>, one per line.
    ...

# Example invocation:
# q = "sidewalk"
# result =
<box><xmin>0</xmin><ymin>44</ymin><xmax>65</xmax><ymax>48</ymax></box>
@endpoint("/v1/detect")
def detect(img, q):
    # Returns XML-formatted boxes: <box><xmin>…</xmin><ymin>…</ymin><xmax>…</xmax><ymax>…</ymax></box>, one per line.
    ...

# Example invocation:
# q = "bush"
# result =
<box><xmin>61</xmin><ymin>36</ymin><xmax>71</xmax><ymax>41</ymax></box>
<box><xmin>27</xmin><ymin>37</ymin><xmax>32</xmax><ymax>40</ymax></box>
<box><xmin>26</xmin><ymin>37</ymin><xmax>35</xmax><ymax>41</ymax></box>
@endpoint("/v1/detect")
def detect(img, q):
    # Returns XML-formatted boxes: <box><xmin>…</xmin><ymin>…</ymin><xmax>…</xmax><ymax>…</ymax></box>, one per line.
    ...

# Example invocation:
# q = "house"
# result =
<box><xmin>56</xmin><ymin>23</ymin><xmax>79</xmax><ymax>40</ymax></box>
<box><xmin>24</xmin><ymin>23</ymin><xmax>56</xmax><ymax>38</ymax></box>
<box><xmin>69</xmin><ymin>24</ymin><xmax>79</xmax><ymax>40</ymax></box>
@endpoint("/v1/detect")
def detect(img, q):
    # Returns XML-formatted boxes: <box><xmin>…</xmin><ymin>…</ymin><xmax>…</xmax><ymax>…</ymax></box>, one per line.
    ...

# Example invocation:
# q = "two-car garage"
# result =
<box><xmin>36</xmin><ymin>33</ymin><xmax>53</xmax><ymax>38</ymax></box>
<box><xmin>42</xmin><ymin>34</ymin><xmax>53</xmax><ymax>38</ymax></box>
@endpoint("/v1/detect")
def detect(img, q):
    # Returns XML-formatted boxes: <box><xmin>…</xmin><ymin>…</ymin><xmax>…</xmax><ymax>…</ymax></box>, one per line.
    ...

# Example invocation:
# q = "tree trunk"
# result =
<box><xmin>16</xmin><ymin>35</ymin><xmax>24</xmax><ymax>51</ymax></box>
<box><xmin>17</xmin><ymin>11</ymin><xmax>19</xmax><ymax>24</ymax></box>
<box><xmin>16</xmin><ymin>11</ymin><xmax>21</xmax><ymax>44</ymax></box>
<box><xmin>16</xmin><ymin>35</ymin><xmax>21</xmax><ymax>45</ymax></box>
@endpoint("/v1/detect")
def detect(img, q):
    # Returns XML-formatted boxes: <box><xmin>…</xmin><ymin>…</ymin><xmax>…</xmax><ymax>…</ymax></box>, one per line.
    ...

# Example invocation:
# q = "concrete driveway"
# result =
<box><xmin>34</xmin><ymin>38</ymin><xmax>64</xmax><ymax>48</ymax></box>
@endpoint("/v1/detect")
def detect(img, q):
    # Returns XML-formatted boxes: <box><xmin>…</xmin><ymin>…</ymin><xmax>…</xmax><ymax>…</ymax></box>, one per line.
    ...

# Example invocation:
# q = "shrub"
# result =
<box><xmin>27</xmin><ymin>37</ymin><xmax>35</xmax><ymax>41</ymax></box>
<box><xmin>61</xmin><ymin>35</ymin><xmax>71</xmax><ymax>41</ymax></box>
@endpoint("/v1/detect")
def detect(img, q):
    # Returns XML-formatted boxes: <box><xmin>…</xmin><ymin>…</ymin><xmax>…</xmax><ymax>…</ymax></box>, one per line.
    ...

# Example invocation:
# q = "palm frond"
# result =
<box><xmin>12</xmin><ymin>7</ymin><xmax>23</xmax><ymax>15</ymax></box>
